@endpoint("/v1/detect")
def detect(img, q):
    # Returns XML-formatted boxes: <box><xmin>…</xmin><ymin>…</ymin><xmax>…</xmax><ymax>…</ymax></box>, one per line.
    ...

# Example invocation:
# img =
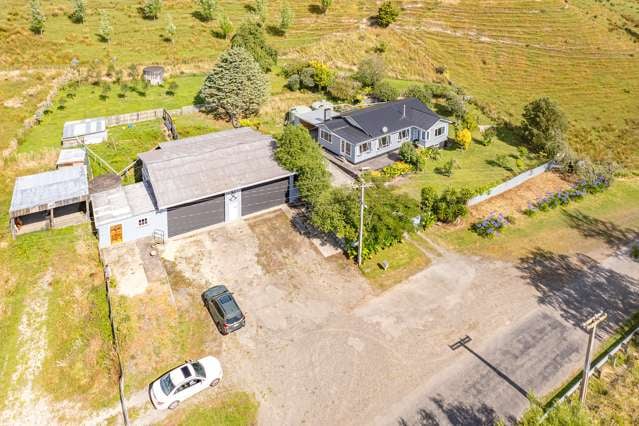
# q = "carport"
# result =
<box><xmin>9</xmin><ymin>166</ymin><xmax>89</xmax><ymax>237</ymax></box>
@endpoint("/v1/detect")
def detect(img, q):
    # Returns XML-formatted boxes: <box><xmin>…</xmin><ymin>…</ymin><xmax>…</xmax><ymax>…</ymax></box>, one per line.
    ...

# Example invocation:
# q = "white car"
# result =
<box><xmin>149</xmin><ymin>356</ymin><xmax>223</xmax><ymax>410</ymax></box>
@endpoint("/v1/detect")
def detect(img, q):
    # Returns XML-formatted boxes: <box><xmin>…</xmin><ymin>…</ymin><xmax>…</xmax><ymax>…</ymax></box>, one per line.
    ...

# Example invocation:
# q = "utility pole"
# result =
<box><xmin>579</xmin><ymin>311</ymin><xmax>607</xmax><ymax>405</ymax></box>
<box><xmin>357</xmin><ymin>167</ymin><xmax>371</xmax><ymax>267</ymax></box>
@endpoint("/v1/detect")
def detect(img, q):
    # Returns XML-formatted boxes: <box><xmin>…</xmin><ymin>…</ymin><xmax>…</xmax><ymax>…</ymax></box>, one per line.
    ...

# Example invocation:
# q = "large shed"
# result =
<box><xmin>62</xmin><ymin>118</ymin><xmax>108</xmax><ymax>147</ymax></box>
<box><xmin>139</xmin><ymin>128</ymin><xmax>297</xmax><ymax>239</ymax></box>
<box><xmin>9</xmin><ymin>166</ymin><xmax>89</xmax><ymax>237</ymax></box>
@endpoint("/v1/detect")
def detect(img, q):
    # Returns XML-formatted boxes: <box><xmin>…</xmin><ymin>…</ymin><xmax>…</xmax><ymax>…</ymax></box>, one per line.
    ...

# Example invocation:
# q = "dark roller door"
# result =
<box><xmin>167</xmin><ymin>194</ymin><xmax>225</xmax><ymax>237</ymax></box>
<box><xmin>241</xmin><ymin>178</ymin><xmax>289</xmax><ymax>216</ymax></box>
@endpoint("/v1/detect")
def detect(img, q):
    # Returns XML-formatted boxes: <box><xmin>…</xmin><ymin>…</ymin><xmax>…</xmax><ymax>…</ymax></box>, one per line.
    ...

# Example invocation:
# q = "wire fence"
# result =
<box><xmin>105</xmin><ymin>105</ymin><xmax>202</xmax><ymax>127</ymax></box>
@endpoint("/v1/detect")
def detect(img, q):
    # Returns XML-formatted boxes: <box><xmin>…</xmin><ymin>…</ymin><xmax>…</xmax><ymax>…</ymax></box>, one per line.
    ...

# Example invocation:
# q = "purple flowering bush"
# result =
<box><xmin>471</xmin><ymin>212</ymin><xmax>511</xmax><ymax>238</ymax></box>
<box><xmin>523</xmin><ymin>175</ymin><xmax>610</xmax><ymax>216</ymax></box>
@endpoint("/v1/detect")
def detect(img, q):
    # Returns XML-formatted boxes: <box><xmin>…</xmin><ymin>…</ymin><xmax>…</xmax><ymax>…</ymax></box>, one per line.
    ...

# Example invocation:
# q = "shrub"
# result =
<box><xmin>320</xmin><ymin>0</ymin><xmax>332</xmax><ymax>14</ymax></box>
<box><xmin>403</xmin><ymin>84</ymin><xmax>433</xmax><ymax>106</ymax></box>
<box><xmin>197</xmin><ymin>0</ymin><xmax>217</xmax><ymax>21</ymax></box>
<box><xmin>455</xmin><ymin>128</ymin><xmax>472</xmax><ymax>150</ymax></box>
<box><xmin>218</xmin><ymin>14</ymin><xmax>234</xmax><ymax>39</ymax></box>
<box><xmin>433</xmin><ymin>188</ymin><xmax>472</xmax><ymax>223</ymax></box>
<box><xmin>631</xmin><ymin>244</ymin><xmax>639</xmax><ymax>260</ymax></box>
<box><xmin>436</xmin><ymin>159</ymin><xmax>458</xmax><ymax>177</ymax></box>
<box><xmin>98</xmin><ymin>10</ymin><xmax>112</xmax><ymax>42</ymax></box>
<box><xmin>472</xmin><ymin>213</ymin><xmax>510</xmax><ymax>238</ymax></box>
<box><xmin>308</xmin><ymin>60</ymin><xmax>334</xmax><ymax>89</ymax></box>
<box><xmin>420</xmin><ymin>186</ymin><xmax>438</xmax><ymax>212</ymax></box>
<box><xmin>494</xmin><ymin>154</ymin><xmax>511</xmax><ymax>170</ymax></box>
<box><xmin>141</xmin><ymin>0</ymin><xmax>162</xmax><ymax>20</ymax></box>
<box><xmin>423</xmin><ymin>147</ymin><xmax>441</xmax><ymax>160</ymax></box>
<box><xmin>377</xmin><ymin>1</ymin><xmax>400</xmax><ymax>27</ymax></box>
<box><xmin>354</xmin><ymin>56</ymin><xmax>385</xmax><ymax>87</ymax></box>
<box><xmin>372</xmin><ymin>80</ymin><xmax>399</xmax><ymax>102</ymax></box>
<box><xmin>381</xmin><ymin>161</ymin><xmax>412</xmax><ymax>177</ymax></box>
<box><xmin>279</xmin><ymin>2</ymin><xmax>293</xmax><ymax>34</ymax></box>
<box><xmin>523</xmin><ymin>176</ymin><xmax>610</xmax><ymax>216</ymax></box>
<box><xmin>253</xmin><ymin>0</ymin><xmax>267</xmax><ymax>23</ymax></box>
<box><xmin>515</xmin><ymin>158</ymin><xmax>525</xmax><ymax>170</ymax></box>
<box><xmin>328</xmin><ymin>77</ymin><xmax>362</xmax><ymax>103</ymax></box>
<box><xmin>373</xmin><ymin>41</ymin><xmax>387</xmax><ymax>53</ymax></box>
<box><xmin>399</xmin><ymin>142</ymin><xmax>425</xmax><ymax>171</ymax></box>
<box><xmin>445</xmin><ymin>93</ymin><xmax>466</xmax><ymax>119</ymax></box>
<box><xmin>287</xmin><ymin>74</ymin><xmax>301</xmax><ymax>91</ymax></box>
<box><xmin>461</xmin><ymin>112</ymin><xmax>478</xmax><ymax>131</ymax></box>
<box><xmin>522</xmin><ymin>97</ymin><xmax>568</xmax><ymax>157</ymax></box>
<box><xmin>165</xmin><ymin>81</ymin><xmax>178</xmax><ymax>96</ymax></box>
<box><xmin>231</xmin><ymin>21</ymin><xmax>278</xmax><ymax>72</ymax></box>
<box><xmin>164</xmin><ymin>14</ymin><xmax>176</xmax><ymax>43</ymax></box>
<box><xmin>481</xmin><ymin>127</ymin><xmax>496</xmax><ymax>146</ymax></box>
<box><xmin>29</xmin><ymin>0</ymin><xmax>46</xmax><ymax>34</ymax></box>
<box><xmin>70</xmin><ymin>0</ymin><xmax>86</xmax><ymax>23</ymax></box>
<box><xmin>238</xmin><ymin>117</ymin><xmax>261</xmax><ymax>129</ymax></box>
<box><xmin>300</xmin><ymin>67</ymin><xmax>315</xmax><ymax>89</ymax></box>
<box><xmin>517</xmin><ymin>146</ymin><xmax>529</xmax><ymax>159</ymax></box>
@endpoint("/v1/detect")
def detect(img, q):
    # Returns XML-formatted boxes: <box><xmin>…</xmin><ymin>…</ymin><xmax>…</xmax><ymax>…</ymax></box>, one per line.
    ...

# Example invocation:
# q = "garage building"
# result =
<box><xmin>92</xmin><ymin>128</ymin><xmax>296</xmax><ymax>247</ymax></box>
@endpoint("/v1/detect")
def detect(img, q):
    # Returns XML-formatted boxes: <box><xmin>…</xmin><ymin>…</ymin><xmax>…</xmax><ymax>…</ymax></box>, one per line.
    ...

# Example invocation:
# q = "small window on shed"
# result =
<box><xmin>138</xmin><ymin>218</ymin><xmax>148</xmax><ymax>227</ymax></box>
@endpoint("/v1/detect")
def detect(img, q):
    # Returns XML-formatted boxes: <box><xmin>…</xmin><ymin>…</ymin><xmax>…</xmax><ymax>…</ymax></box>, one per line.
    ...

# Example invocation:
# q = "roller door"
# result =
<box><xmin>167</xmin><ymin>194</ymin><xmax>225</xmax><ymax>237</ymax></box>
<box><xmin>241</xmin><ymin>178</ymin><xmax>289</xmax><ymax>216</ymax></box>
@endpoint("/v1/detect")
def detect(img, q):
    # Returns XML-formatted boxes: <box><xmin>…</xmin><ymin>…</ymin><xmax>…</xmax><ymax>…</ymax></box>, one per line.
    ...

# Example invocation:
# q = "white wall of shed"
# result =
<box><xmin>96</xmin><ymin>209</ymin><xmax>167</xmax><ymax>248</ymax></box>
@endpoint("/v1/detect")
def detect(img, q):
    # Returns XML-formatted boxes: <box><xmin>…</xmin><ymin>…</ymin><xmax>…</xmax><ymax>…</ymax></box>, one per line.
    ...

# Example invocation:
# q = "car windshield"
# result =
<box><xmin>191</xmin><ymin>362</ymin><xmax>206</xmax><ymax>378</ymax></box>
<box><xmin>218</xmin><ymin>294</ymin><xmax>240</xmax><ymax>317</ymax></box>
<box><xmin>160</xmin><ymin>374</ymin><xmax>175</xmax><ymax>395</ymax></box>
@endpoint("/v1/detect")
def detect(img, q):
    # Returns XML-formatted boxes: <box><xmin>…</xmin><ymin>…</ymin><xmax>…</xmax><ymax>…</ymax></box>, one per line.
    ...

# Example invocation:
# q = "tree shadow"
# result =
<box><xmin>266</xmin><ymin>25</ymin><xmax>285</xmax><ymax>37</ymax></box>
<box><xmin>399</xmin><ymin>395</ymin><xmax>516</xmax><ymax>425</ymax></box>
<box><xmin>518</xmin><ymin>248</ymin><xmax>639</xmax><ymax>337</ymax></box>
<box><xmin>308</xmin><ymin>4</ymin><xmax>324</xmax><ymax>15</ymax></box>
<box><xmin>210</xmin><ymin>29</ymin><xmax>228</xmax><ymax>40</ymax></box>
<box><xmin>494</xmin><ymin>122</ymin><xmax>528</xmax><ymax>150</ymax></box>
<box><xmin>191</xmin><ymin>10</ymin><xmax>213</xmax><ymax>23</ymax></box>
<box><xmin>563</xmin><ymin>210</ymin><xmax>638</xmax><ymax>255</ymax></box>
<box><xmin>245</xmin><ymin>4</ymin><xmax>256</xmax><ymax>13</ymax></box>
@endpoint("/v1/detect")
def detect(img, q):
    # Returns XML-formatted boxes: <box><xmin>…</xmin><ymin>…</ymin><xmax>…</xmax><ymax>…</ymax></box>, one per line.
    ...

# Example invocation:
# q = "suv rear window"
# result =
<box><xmin>218</xmin><ymin>294</ymin><xmax>240</xmax><ymax>316</ymax></box>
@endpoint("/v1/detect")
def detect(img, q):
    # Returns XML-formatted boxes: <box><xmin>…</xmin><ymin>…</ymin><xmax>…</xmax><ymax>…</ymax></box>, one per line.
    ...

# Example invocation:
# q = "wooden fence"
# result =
<box><xmin>105</xmin><ymin>104</ymin><xmax>202</xmax><ymax>127</ymax></box>
<box><xmin>467</xmin><ymin>161</ymin><xmax>554</xmax><ymax>206</ymax></box>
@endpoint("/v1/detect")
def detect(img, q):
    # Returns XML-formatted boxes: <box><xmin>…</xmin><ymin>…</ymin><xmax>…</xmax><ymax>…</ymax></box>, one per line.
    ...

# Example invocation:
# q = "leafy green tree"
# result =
<box><xmin>354</xmin><ymin>55</ymin><xmax>385</xmax><ymax>87</ymax></box>
<box><xmin>231</xmin><ymin>21</ymin><xmax>278</xmax><ymax>72</ymax></box>
<box><xmin>522</xmin><ymin>97</ymin><xmax>568</xmax><ymax>156</ymax></box>
<box><xmin>287</xmin><ymin>74</ymin><xmax>301</xmax><ymax>91</ymax></box>
<box><xmin>461</xmin><ymin>111</ymin><xmax>479</xmax><ymax>131</ymax></box>
<box><xmin>403</xmin><ymin>84</ymin><xmax>433</xmax><ymax>106</ymax></box>
<box><xmin>308</xmin><ymin>60</ymin><xmax>334</xmax><ymax>90</ymax></box>
<box><xmin>165</xmin><ymin>14</ymin><xmax>176</xmax><ymax>43</ymax></box>
<box><xmin>320</xmin><ymin>0</ymin><xmax>332</xmax><ymax>14</ymax></box>
<box><xmin>377</xmin><ymin>1</ymin><xmax>400</xmax><ymax>27</ymax></box>
<box><xmin>327</xmin><ymin>77</ymin><xmax>362</xmax><ymax>102</ymax></box>
<box><xmin>197</xmin><ymin>0</ymin><xmax>217</xmax><ymax>21</ymax></box>
<box><xmin>69</xmin><ymin>0</ymin><xmax>86</xmax><ymax>23</ymax></box>
<box><xmin>482</xmin><ymin>126</ymin><xmax>496</xmax><ymax>146</ymax></box>
<box><xmin>372</xmin><ymin>80</ymin><xmax>399</xmax><ymax>101</ymax></box>
<box><xmin>300</xmin><ymin>67</ymin><xmax>316</xmax><ymax>89</ymax></box>
<box><xmin>445</xmin><ymin>93</ymin><xmax>466</xmax><ymax>119</ymax></box>
<box><xmin>98</xmin><ymin>10</ymin><xmax>113</xmax><ymax>43</ymax></box>
<box><xmin>218</xmin><ymin>13</ymin><xmax>233</xmax><ymax>39</ymax></box>
<box><xmin>420</xmin><ymin>186</ymin><xmax>438</xmax><ymax>227</ymax></box>
<box><xmin>200</xmin><ymin>47</ymin><xmax>268</xmax><ymax>125</ymax></box>
<box><xmin>275</xmin><ymin>125</ymin><xmax>331</xmax><ymax>206</ymax></box>
<box><xmin>141</xmin><ymin>0</ymin><xmax>162</xmax><ymax>20</ymax></box>
<box><xmin>279</xmin><ymin>2</ymin><xmax>293</xmax><ymax>34</ymax></box>
<box><xmin>29</xmin><ymin>0</ymin><xmax>46</xmax><ymax>35</ymax></box>
<box><xmin>311</xmin><ymin>187</ymin><xmax>359</xmax><ymax>244</ymax></box>
<box><xmin>399</xmin><ymin>142</ymin><xmax>425</xmax><ymax>171</ymax></box>
<box><xmin>432</xmin><ymin>188</ymin><xmax>472</xmax><ymax>223</ymax></box>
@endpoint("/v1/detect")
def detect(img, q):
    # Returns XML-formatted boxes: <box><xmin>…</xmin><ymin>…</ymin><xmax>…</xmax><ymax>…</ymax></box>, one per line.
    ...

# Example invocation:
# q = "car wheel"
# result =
<box><xmin>168</xmin><ymin>401</ymin><xmax>180</xmax><ymax>410</ymax></box>
<box><xmin>210</xmin><ymin>378</ymin><xmax>220</xmax><ymax>387</ymax></box>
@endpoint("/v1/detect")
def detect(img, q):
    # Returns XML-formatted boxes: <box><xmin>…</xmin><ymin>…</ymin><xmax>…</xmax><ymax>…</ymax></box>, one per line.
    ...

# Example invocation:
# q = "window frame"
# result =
<box><xmin>399</xmin><ymin>129</ymin><xmax>410</xmax><ymax>140</ymax></box>
<box><xmin>320</xmin><ymin>129</ymin><xmax>332</xmax><ymax>144</ymax></box>
<box><xmin>340</xmin><ymin>140</ymin><xmax>352</xmax><ymax>157</ymax></box>
<box><xmin>379</xmin><ymin>135</ymin><xmax>390</xmax><ymax>149</ymax></box>
<box><xmin>435</xmin><ymin>127</ymin><xmax>445</xmax><ymax>137</ymax></box>
<box><xmin>358</xmin><ymin>141</ymin><xmax>371</xmax><ymax>155</ymax></box>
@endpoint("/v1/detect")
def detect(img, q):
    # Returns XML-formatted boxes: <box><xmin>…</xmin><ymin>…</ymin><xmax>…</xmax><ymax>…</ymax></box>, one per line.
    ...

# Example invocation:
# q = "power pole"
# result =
<box><xmin>579</xmin><ymin>311</ymin><xmax>607</xmax><ymax>405</ymax></box>
<box><xmin>357</xmin><ymin>168</ymin><xmax>371</xmax><ymax>267</ymax></box>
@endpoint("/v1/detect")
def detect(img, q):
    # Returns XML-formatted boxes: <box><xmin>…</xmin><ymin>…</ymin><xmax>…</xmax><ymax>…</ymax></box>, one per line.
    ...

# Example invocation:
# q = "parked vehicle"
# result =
<box><xmin>149</xmin><ymin>356</ymin><xmax>223</xmax><ymax>410</ymax></box>
<box><xmin>201</xmin><ymin>285</ymin><xmax>246</xmax><ymax>335</ymax></box>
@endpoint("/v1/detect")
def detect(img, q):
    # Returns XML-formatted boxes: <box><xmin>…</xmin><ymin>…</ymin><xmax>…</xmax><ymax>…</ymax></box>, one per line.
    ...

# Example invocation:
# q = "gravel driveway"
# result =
<box><xmin>161</xmin><ymin>210</ymin><xmax>639</xmax><ymax>425</ymax></box>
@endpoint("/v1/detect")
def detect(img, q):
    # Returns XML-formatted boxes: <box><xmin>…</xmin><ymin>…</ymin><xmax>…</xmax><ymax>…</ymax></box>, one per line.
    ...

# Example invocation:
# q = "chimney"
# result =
<box><xmin>402</xmin><ymin>104</ymin><xmax>406</xmax><ymax>119</ymax></box>
<box><xmin>324</xmin><ymin>107</ymin><xmax>331</xmax><ymax>122</ymax></box>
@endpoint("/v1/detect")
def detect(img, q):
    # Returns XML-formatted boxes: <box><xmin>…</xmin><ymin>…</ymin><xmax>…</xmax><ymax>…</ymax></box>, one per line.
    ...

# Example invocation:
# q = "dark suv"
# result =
<box><xmin>201</xmin><ymin>285</ymin><xmax>245</xmax><ymax>335</ymax></box>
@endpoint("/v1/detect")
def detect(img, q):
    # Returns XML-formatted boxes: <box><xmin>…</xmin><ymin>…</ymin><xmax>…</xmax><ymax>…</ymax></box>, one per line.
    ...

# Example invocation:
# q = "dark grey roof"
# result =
<box><xmin>322</xmin><ymin>98</ymin><xmax>444</xmax><ymax>144</ymax></box>
<box><xmin>138</xmin><ymin>128</ymin><xmax>293</xmax><ymax>209</ymax></box>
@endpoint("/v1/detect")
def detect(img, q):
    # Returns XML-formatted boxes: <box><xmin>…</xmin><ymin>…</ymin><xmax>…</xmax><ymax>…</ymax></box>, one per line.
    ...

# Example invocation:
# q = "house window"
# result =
<box><xmin>421</xmin><ymin>130</ymin><xmax>426</xmax><ymax>140</ymax></box>
<box><xmin>320</xmin><ymin>130</ymin><xmax>332</xmax><ymax>144</ymax></box>
<box><xmin>435</xmin><ymin>127</ymin><xmax>445</xmax><ymax>137</ymax></box>
<box><xmin>340</xmin><ymin>140</ymin><xmax>352</xmax><ymax>157</ymax></box>
<box><xmin>358</xmin><ymin>142</ymin><xmax>371</xmax><ymax>155</ymax></box>
<box><xmin>426</xmin><ymin>131</ymin><xmax>430</xmax><ymax>140</ymax></box>
<box><xmin>138</xmin><ymin>218</ymin><xmax>148</xmax><ymax>227</ymax></box>
<box><xmin>399</xmin><ymin>129</ymin><xmax>410</xmax><ymax>140</ymax></box>
<box><xmin>379</xmin><ymin>136</ymin><xmax>390</xmax><ymax>149</ymax></box>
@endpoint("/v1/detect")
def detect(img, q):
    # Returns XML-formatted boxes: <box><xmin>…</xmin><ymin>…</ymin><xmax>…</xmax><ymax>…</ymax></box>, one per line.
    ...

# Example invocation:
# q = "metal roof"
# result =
<box><xmin>62</xmin><ymin>118</ymin><xmax>106</xmax><ymax>139</ymax></box>
<box><xmin>138</xmin><ymin>128</ymin><xmax>293</xmax><ymax>209</ymax></box>
<box><xmin>10</xmin><ymin>166</ymin><xmax>89</xmax><ymax>217</ymax></box>
<box><xmin>91</xmin><ymin>182</ymin><xmax>157</xmax><ymax>227</ymax></box>
<box><xmin>297</xmin><ymin>108</ymin><xmax>338</xmax><ymax>126</ymax></box>
<box><xmin>56</xmin><ymin>148</ymin><xmax>86</xmax><ymax>166</ymax></box>
<box><xmin>322</xmin><ymin>98</ymin><xmax>444</xmax><ymax>144</ymax></box>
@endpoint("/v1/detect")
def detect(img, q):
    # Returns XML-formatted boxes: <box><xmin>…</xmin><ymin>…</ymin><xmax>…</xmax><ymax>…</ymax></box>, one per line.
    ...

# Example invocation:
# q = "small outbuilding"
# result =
<box><xmin>142</xmin><ymin>66</ymin><xmax>165</xmax><ymax>86</ymax></box>
<box><xmin>62</xmin><ymin>118</ymin><xmax>108</xmax><ymax>147</ymax></box>
<box><xmin>56</xmin><ymin>148</ymin><xmax>87</xmax><ymax>169</ymax></box>
<box><xmin>9</xmin><ymin>166</ymin><xmax>89</xmax><ymax>237</ymax></box>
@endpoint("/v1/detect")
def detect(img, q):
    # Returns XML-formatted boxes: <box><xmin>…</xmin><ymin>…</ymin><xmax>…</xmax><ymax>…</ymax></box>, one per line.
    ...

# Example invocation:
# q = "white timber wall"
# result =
<box><xmin>96</xmin><ymin>210</ymin><xmax>167</xmax><ymax>248</ymax></box>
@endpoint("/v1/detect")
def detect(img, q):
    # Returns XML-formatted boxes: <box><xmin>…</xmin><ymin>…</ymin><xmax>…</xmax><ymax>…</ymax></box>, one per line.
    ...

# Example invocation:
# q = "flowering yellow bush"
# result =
<box><xmin>381</xmin><ymin>161</ymin><xmax>413</xmax><ymax>177</ymax></box>
<box><xmin>456</xmin><ymin>128</ymin><xmax>472</xmax><ymax>150</ymax></box>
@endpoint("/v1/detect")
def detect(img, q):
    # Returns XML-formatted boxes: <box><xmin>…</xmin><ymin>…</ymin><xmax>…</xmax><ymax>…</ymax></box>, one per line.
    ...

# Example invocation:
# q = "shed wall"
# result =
<box><xmin>97</xmin><ymin>210</ymin><xmax>167</xmax><ymax>248</ymax></box>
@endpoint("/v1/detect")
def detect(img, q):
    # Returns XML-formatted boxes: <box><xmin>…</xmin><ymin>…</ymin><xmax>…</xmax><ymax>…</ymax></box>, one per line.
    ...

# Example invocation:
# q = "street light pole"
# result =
<box><xmin>579</xmin><ymin>311</ymin><xmax>607</xmax><ymax>405</ymax></box>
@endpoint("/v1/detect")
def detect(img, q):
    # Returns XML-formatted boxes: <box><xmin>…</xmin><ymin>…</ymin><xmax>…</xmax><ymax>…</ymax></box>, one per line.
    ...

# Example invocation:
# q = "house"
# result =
<box><xmin>9</xmin><ymin>166</ymin><xmax>89</xmax><ymax>237</ymax></box>
<box><xmin>56</xmin><ymin>148</ymin><xmax>87</xmax><ymax>169</ymax></box>
<box><xmin>314</xmin><ymin>98</ymin><xmax>451</xmax><ymax>164</ymax></box>
<box><xmin>92</xmin><ymin>127</ymin><xmax>297</xmax><ymax>248</ymax></box>
<box><xmin>62</xmin><ymin>118</ymin><xmax>108</xmax><ymax>147</ymax></box>
<box><xmin>287</xmin><ymin>101</ymin><xmax>337</xmax><ymax>130</ymax></box>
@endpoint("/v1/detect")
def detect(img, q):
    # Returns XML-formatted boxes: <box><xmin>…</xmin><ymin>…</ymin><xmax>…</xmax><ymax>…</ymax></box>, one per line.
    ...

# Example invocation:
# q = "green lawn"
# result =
<box><xmin>392</xmin><ymin>134</ymin><xmax>544</xmax><ymax>200</ymax></box>
<box><xmin>160</xmin><ymin>392</ymin><xmax>259</xmax><ymax>426</ymax></box>
<box><xmin>18</xmin><ymin>74</ymin><xmax>205</xmax><ymax>154</ymax></box>
<box><xmin>360</xmin><ymin>240</ymin><xmax>431</xmax><ymax>291</ymax></box>
<box><xmin>431</xmin><ymin>178</ymin><xmax>639</xmax><ymax>261</ymax></box>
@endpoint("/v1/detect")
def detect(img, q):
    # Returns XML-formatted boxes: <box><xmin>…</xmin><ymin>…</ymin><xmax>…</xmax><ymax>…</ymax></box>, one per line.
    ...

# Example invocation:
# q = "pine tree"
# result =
<box><xmin>218</xmin><ymin>13</ymin><xmax>233</xmax><ymax>39</ymax></box>
<box><xmin>231</xmin><ymin>21</ymin><xmax>278</xmax><ymax>72</ymax></box>
<box><xmin>165</xmin><ymin>14</ymin><xmax>176</xmax><ymax>43</ymax></box>
<box><xmin>70</xmin><ymin>0</ymin><xmax>86</xmax><ymax>23</ymax></box>
<box><xmin>141</xmin><ymin>0</ymin><xmax>162</xmax><ymax>20</ymax></box>
<box><xmin>279</xmin><ymin>3</ymin><xmax>293</xmax><ymax>34</ymax></box>
<box><xmin>29</xmin><ymin>0</ymin><xmax>46</xmax><ymax>35</ymax></box>
<box><xmin>98</xmin><ymin>10</ymin><xmax>112</xmax><ymax>42</ymax></box>
<box><xmin>197</xmin><ymin>0</ymin><xmax>217</xmax><ymax>22</ymax></box>
<box><xmin>200</xmin><ymin>47</ymin><xmax>268</xmax><ymax>126</ymax></box>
